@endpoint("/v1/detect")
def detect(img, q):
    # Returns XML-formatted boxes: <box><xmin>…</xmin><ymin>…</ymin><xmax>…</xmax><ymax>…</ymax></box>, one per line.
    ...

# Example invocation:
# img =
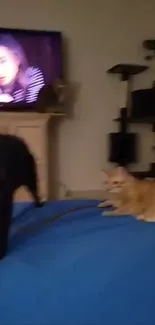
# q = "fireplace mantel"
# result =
<box><xmin>0</xmin><ymin>112</ymin><xmax>65</xmax><ymax>119</ymax></box>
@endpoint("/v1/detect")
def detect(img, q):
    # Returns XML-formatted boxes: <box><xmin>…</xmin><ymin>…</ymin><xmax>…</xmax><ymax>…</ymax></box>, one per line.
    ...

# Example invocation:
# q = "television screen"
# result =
<box><xmin>0</xmin><ymin>28</ymin><xmax>63</xmax><ymax>111</ymax></box>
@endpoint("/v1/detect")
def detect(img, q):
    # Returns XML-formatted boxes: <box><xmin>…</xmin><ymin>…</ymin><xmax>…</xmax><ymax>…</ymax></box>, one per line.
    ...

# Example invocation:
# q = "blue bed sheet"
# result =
<box><xmin>0</xmin><ymin>199</ymin><xmax>155</xmax><ymax>325</ymax></box>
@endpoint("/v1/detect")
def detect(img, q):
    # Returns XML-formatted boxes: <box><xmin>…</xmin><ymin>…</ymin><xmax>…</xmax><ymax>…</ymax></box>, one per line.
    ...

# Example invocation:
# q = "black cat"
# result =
<box><xmin>0</xmin><ymin>134</ymin><xmax>44</xmax><ymax>260</ymax></box>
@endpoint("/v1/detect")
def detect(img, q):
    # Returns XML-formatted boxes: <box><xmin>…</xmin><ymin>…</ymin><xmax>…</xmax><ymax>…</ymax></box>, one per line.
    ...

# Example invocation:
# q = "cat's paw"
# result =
<box><xmin>101</xmin><ymin>210</ymin><xmax>115</xmax><ymax>216</ymax></box>
<box><xmin>138</xmin><ymin>215</ymin><xmax>155</xmax><ymax>222</ymax></box>
<box><xmin>98</xmin><ymin>201</ymin><xmax>111</xmax><ymax>208</ymax></box>
<box><xmin>98</xmin><ymin>202</ymin><xmax>105</xmax><ymax>208</ymax></box>
<box><xmin>136</xmin><ymin>214</ymin><xmax>144</xmax><ymax>220</ymax></box>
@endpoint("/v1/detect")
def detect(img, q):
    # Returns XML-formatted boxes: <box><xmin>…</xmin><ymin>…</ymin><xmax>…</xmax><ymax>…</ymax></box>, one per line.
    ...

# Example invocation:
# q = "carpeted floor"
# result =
<box><xmin>0</xmin><ymin>199</ymin><xmax>155</xmax><ymax>325</ymax></box>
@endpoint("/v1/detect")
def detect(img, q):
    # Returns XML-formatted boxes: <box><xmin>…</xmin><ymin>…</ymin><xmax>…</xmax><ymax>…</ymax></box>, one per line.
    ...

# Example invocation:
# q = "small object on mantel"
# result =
<box><xmin>107</xmin><ymin>64</ymin><xmax>148</xmax><ymax>81</ymax></box>
<box><xmin>37</xmin><ymin>80</ymin><xmax>69</xmax><ymax>113</ymax></box>
<box><xmin>53</xmin><ymin>78</ymin><xmax>69</xmax><ymax>105</ymax></box>
<box><xmin>37</xmin><ymin>85</ymin><xmax>59</xmax><ymax>113</ymax></box>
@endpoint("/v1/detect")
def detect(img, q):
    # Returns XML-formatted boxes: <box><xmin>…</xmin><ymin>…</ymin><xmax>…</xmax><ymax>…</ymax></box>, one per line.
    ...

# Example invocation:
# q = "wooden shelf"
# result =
<box><xmin>131</xmin><ymin>170</ymin><xmax>155</xmax><ymax>178</ymax></box>
<box><xmin>114</xmin><ymin>117</ymin><xmax>155</xmax><ymax>124</ymax></box>
<box><xmin>107</xmin><ymin>64</ymin><xmax>148</xmax><ymax>76</ymax></box>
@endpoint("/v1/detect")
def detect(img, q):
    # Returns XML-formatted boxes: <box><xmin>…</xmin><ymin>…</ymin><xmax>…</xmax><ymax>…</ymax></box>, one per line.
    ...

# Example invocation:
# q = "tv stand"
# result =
<box><xmin>0</xmin><ymin>112</ymin><xmax>65</xmax><ymax>201</ymax></box>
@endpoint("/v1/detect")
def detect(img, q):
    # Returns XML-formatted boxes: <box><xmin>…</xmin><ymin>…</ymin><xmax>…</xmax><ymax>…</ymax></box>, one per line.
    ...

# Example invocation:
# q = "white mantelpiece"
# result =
<box><xmin>0</xmin><ymin>112</ymin><xmax>65</xmax><ymax>202</ymax></box>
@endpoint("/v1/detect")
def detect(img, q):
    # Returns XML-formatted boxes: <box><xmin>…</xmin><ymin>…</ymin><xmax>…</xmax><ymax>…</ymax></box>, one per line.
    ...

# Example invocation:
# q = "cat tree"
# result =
<box><xmin>107</xmin><ymin>63</ymin><xmax>155</xmax><ymax>178</ymax></box>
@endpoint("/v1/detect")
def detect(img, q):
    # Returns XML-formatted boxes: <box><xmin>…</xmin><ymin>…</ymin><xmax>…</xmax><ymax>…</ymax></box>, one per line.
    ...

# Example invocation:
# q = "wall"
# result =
<box><xmin>1</xmin><ymin>0</ymin><xmax>155</xmax><ymax>192</ymax></box>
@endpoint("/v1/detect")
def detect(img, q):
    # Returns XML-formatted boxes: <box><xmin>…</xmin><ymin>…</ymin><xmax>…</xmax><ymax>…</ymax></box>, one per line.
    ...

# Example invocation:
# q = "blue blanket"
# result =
<box><xmin>0</xmin><ymin>199</ymin><xmax>155</xmax><ymax>325</ymax></box>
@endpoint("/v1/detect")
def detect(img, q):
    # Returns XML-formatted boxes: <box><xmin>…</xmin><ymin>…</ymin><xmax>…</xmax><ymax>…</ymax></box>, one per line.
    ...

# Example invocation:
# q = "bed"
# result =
<box><xmin>0</xmin><ymin>199</ymin><xmax>155</xmax><ymax>325</ymax></box>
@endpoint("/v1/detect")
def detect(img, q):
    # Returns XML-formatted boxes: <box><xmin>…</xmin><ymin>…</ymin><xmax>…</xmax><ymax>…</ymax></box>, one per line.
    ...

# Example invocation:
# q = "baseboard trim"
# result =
<box><xmin>68</xmin><ymin>189</ymin><xmax>105</xmax><ymax>200</ymax></box>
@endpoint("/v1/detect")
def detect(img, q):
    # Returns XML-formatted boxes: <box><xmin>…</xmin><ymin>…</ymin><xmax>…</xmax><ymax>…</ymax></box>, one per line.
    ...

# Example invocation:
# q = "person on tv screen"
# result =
<box><xmin>0</xmin><ymin>34</ymin><xmax>45</xmax><ymax>104</ymax></box>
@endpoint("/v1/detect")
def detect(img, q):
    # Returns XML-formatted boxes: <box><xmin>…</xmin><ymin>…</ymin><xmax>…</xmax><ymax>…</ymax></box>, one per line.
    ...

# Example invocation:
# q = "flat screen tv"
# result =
<box><xmin>0</xmin><ymin>27</ymin><xmax>63</xmax><ymax>111</ymax></box>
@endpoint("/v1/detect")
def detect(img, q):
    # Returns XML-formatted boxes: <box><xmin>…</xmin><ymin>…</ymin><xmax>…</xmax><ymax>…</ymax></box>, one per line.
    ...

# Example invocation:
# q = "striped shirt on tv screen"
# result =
<box><xmin>0</xmin><ymin>66</ymin><xmax>45</xmax><ymax>104</ymax></box>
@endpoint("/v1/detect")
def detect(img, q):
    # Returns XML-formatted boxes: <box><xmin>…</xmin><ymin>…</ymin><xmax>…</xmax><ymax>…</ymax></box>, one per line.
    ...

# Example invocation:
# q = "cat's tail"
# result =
<box><xmin>26</xmin><ymin>153</ymin><xmax>44</xmax><ymax>208</ymax></box>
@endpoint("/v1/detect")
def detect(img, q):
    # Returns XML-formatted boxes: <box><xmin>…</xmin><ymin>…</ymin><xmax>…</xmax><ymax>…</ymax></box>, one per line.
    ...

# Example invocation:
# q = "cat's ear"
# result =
<box><xmin>117</xmin><ymin>166</ymin><xmax>128</xmax><ymax>180</ymax></box>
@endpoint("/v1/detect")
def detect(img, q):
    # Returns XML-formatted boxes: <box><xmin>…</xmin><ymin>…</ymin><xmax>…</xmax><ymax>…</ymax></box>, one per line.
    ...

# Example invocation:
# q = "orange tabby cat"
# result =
<box><xmin>98</xmin><ymin>166</ymin><xmax>155</xmax><ymax>222</ymax></box>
